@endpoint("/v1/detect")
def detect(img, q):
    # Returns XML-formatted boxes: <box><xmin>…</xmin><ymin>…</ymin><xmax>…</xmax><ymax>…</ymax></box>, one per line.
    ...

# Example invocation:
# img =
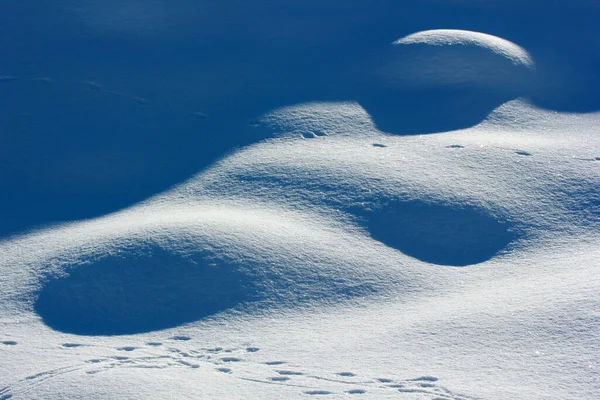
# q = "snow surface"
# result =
<box><xmin>380</xmin><ymin>29</ymin><xmax>534</xmax><ymax>91</ymax></box>
<box><xmin>1</xmin><ymin>1</ymin><xmax>599</xmax><ymax>399</ymax></box>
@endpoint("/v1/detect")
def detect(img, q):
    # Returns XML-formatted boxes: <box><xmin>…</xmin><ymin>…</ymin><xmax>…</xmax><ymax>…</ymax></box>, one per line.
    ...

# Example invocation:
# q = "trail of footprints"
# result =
<box><xmin>0</xmin><ymin>337</ymin><xmax>476</xmax><ymax>399</ymax></box>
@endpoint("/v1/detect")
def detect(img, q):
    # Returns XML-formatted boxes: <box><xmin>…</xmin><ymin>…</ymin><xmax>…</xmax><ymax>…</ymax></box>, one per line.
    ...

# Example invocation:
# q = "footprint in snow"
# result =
<box><xmin>515</xmin><ymin>150</ymin><xmax>532</xmax><ymax>156</ymax></box>
<box><xmin>117</xmin><ymin>347</ymin><xmax>137</xmax><ymax>352</ymax></box>
<box><xmin>304</xmin><ymin>390</ymin><xmax>333</xmax><ymax>395</ymax></box>
<box><xmin>346</xmin><ymin>389</ymin><xmax>366</xmax><ymax>394</ymax></box>
<box><xmin>221</xmin><ymin>357</ymin><xmax>242</xmax><ymax>363</ymax></box>
<box><xmin>269</xmin><ymin>376</ymin><xmax>290</xmax><ymax>382</ymax></box>
<box><xmin>264</xmin><ymin>361</ymin><xmax>286</xmax><ymax>365</ymax></box>
<box><xmin>170</xmin><ymin>336</ymin><xmax>192</xmax><ymax>341</ymax></box>
<box><xmin>276</xmin><ymin>370</ymin><xmax>304</xmax><ymax>376</ymax></box>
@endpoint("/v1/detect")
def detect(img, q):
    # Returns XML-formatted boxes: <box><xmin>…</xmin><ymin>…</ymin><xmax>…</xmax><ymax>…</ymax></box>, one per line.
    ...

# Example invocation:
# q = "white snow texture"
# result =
<box><xmin>0</xmin><ymin>1</ymin><xmax>599</xmax><ymax>400</ymax></box>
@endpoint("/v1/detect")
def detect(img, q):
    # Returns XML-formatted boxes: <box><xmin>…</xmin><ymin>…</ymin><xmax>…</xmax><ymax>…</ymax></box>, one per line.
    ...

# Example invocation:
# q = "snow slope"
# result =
<box><xmin>1</xmin><ymin>1</ymin><xmax>599</xmax><ymax>399</ymax></box>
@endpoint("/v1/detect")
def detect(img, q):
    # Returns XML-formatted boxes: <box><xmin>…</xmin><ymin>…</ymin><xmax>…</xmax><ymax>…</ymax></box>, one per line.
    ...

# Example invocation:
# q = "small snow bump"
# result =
<box><xmin>85</xmin><ymin>81</ymin><xmax>103</xmax><ymax>91</ymax></box>
<box><xmin>191</xmin><ymin>111</ymin><xmax>209</xmax><ymax>119</ymax></box>
<box><xmin>132</xmin><ymin>96</ymin><xmax>149</xmax><ymax>105</ymax></box>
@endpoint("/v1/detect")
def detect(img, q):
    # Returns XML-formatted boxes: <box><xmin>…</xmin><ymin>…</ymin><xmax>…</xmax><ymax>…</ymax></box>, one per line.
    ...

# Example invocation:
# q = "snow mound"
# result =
<box><xmin>34</xmin><ymin>244</ymin><xmax>258</xmax><ymax>336</ymax></box>
<box><xmin>7</xmin><ymin>203</ymin><xmax>408</xmax><ymax>336</ymax></box>
<box><xmin>257</xmin><ymin>102</ymin><xmax>376</xmax><ymax>139</ymax></box>
<box><xmin>366</xmin><ymin>199</ymin><xmax>516</xmax><ymax>266</ymax></box>
<box><xmin>379</xmin><ymin>29</ymin><xmax>535</xmax><ymax>92</ymax></box>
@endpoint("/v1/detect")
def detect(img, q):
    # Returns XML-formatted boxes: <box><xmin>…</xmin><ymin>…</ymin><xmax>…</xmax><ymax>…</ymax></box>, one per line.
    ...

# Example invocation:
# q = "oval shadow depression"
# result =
<box><xmin>366</xmin><ymin>200</ymin><xmax>516</xmax><ymax>266</ymax></box>
<box><xmin>34</xmin><ymin>248</ymin><xmax>258</xmax><ymax>336</ymax></box>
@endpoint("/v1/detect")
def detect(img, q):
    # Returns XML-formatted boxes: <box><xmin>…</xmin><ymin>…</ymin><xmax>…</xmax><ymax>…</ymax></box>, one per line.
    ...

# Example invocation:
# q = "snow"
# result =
<box><xmin>381</xmin><ymin>29</ymin><xmax>535</xmax><ymax>91</ymax></box>
<box><xmin>1</xmin><ymin>1</ymin><xmax>599</xmax><ymax>399</ymax></box>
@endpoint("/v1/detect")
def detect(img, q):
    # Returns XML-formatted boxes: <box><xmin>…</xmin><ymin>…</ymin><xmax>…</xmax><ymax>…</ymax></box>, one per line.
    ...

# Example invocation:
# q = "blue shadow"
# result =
<box><xmin>366</xmin><ymin>200</ymin><xmax>516</xmax><ymax>266</ymax></box>
<box><xmin>34</xmin><ymin>248</ymin><xmax>259</xmax><ymax>335</ymax></box>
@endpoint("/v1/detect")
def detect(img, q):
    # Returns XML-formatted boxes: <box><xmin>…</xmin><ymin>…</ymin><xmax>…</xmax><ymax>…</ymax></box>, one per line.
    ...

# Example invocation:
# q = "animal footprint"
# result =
<box><xmin>269</xmin><ymin>376</ymin><xmax>290</xmax><ymax>382</ymax></box>
<box><xmin>515</xmin><ymin>150</ymin><xmax>532</xmax><ymax>156</ymax></box>
<box><xmin>221</xmin><ymin>357</ymin><xmax>242</xmax><ymax>363</ymax></box>
<box><xmin>277</xmin><ymin>370</ymin><xmax>303</xmax><ymax>376</ymax></box>
<box><xmin>117</xmin><ymin>347</ymin><xmax>137</xmax><ymax>352</ymax></box>
<box><xmin>346</xmin><ymin>389</ymin><xmax>366</xmax><ymax>394</ymax></box>
<box><xmin>171</xmin><ymin>336</ymin><xmax>192</xmax><ymax>341</ymax></box>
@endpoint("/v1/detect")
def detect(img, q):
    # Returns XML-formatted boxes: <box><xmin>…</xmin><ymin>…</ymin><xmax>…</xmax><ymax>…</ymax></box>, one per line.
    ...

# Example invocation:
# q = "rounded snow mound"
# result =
<box><xmin>34</xmin><ymin>243</ymin><xmax>260</xmax><ymax>336</ymax></box>
<box><xmin>30</xmin><ymin>204</ymin><xmax>398</xmax><ymax>336</ymax></box>
<box><xmin>379</xmin><ymin>29</ymin><xmax>535</xmax><ymax>92</ymax></box>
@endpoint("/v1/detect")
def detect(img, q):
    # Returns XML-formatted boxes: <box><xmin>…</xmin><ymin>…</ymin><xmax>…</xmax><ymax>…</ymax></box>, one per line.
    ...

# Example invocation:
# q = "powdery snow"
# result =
<box><xmin>1</xmin><ymin>2</ymin><xmax>599</xmax><ymax>400</ymax></box>
<box><xmin>379</xmin><ymin>29</ymin><xmax>534</xmax><ymax>91</ymax></box>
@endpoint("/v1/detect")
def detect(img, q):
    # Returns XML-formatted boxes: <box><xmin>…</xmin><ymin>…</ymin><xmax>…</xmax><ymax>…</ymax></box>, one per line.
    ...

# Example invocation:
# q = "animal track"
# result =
<box><xmin>277</xmin><ymin>370</ymin><xmax>303</xmax><ymax>376</ymax></box>
<box><xmin>171</xmin><ymin>336</ymin><xmax>192</xmax><ymax>341</ymax></box>
<box><xmin>301</xmin><ymin>130</ymin><xmax>328</xmax><ymax>139</ymax></box>
<box><xmin>515</xmin><ymin>150</ymin><xmax>532</xmax><ymax>156</ymax></box>
<box><xmin>269</xmin><ymin>376</ymin><xmax>290</xmax><ymax>382</ymax></box>
<box><xmin>0</xmin><ymin>339</ymin><xmax>476</xmax><ymax>400</ymax></box>
<box><xmin>221</xmin><ymin>357</ymin><xmax>242</xmax><ymax>363</ymax></box>
<box><xmin>117</xmin><ymin>347</ymin><xmax>137</xmax><ymax>352</ymax></box>
<box><xmin>346</xmin><ymin>389</ymin><xmax>366</xmax><ymax>394</ymax></box>
<box><xmin>304</xmin><ymin>390</ymin><xmax>333</xmax><ymax>395</ymax></box>
<box><xmin>410</xmin><ymin>376</ymin><xmax>439</xmax><ymax>382</ymax></box>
